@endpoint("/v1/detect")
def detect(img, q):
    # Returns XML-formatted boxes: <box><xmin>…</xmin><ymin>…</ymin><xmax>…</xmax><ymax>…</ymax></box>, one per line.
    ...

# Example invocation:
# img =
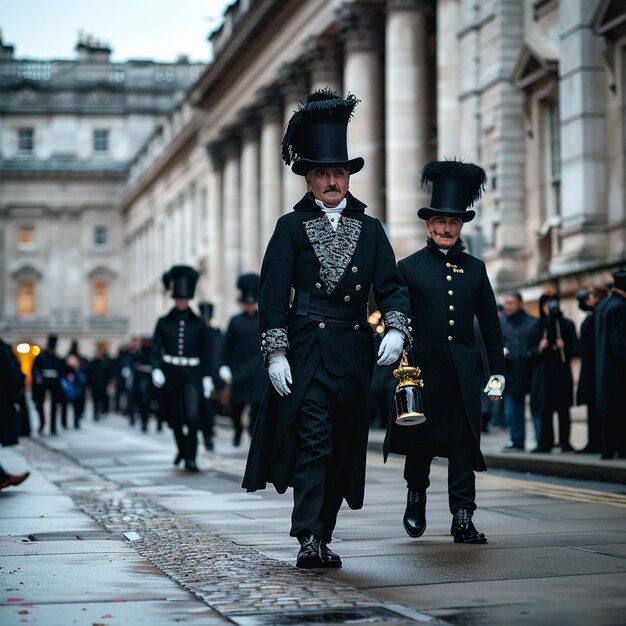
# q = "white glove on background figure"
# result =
<box><xmin>202</xmin><ymin>376</ymin><xmax>214</xmax><ymax>399</ymax></box>
<box><xmin>484</xmin><ymin>374</ymin><xmax>506</xmax><ymax>397</ymax></box>
<box><xmin>377</xmin><ymin>329</ymin><xmax>405</xmax><ymax>366</ymax></box>
<box><xmin>268</xmin><ymin>351</ymin><xmax>292</xmax><ymax>397</ymax></box>
<box><xmin>219</xmin><ymin>365</ymin><xmax>233</xmax><ymax>383</ymax></box>
<box><xmin>151</xmin><ymin>368</ymin><xmax>165</xmax><ymax>388</ymax></box>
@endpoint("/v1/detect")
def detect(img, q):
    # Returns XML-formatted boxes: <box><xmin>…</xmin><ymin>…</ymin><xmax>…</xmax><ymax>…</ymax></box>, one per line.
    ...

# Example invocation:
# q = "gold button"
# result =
<box><xmin>449</xmin><ymin>305</ymin><xmax>455</xmax><ymax>311</ymax></box>
<box><xmin>355</xmin><ymin>284</ymin><xmax>362</xmax><ymax>291</ymax></box>
<box><xmin>448</xmin><ymin>335</ymin><xmax>453</xmax><ymax>341</ymax></box>
<box><xmin>351</xmin><ymin>267</ymin><xmax>358</xmax><ymax>273</ymax></box>
<box><xmin>315</xmin><ymin>282</ymin><xmax>322</xmax><ymax>289</ymax></box>
<box><xmin>448</xmin><ymin>290</ymin><xmax>454</xmax><ymax>296</ymax></box>
<box><xmin>354</xmin><ymin>324</ymin><xmax>360</xmax><ymax>331</ymax></box>
<box><xmin>449</xmin><ymin>320</ymin><xmax>455</xmax><ymax>326</ymax></box>
<box><xmin>446</xmin><ymin>275</ymin><xmax>452</xmax><ymax>281</ymax></box>
<box><xmin>344</xmin><ymin>295</ymin><xmax>351</xmax><ymax>302</ymax></box>
<box><xmin>319</xmin><ymin>322</ymin><xmax>326</xmax><ymax>329</ymax></box>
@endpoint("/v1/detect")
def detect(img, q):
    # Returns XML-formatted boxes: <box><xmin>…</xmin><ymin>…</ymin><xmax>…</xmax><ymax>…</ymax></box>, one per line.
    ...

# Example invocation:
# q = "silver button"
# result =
<box><xmin>449</xmin><ymin>320</ymin><xmax>455</xmax><ymax>326</ymax></box>
<box><xmin>261</xmin><ymin>340</ymin><xmax>266</xmax><ymax>345</ymax></box>
<box><xmin>354</xmin><ymin>324</ymin><xmax>360</xmax><ymax>331</ymax></box>
<box><xmin>449</xmin><ymin>305</ymin><xmax>455</xmax><ymax>311</ymax></box>
<box><xmin>446</xmin><ymin>262</ymin><xmax>451</xmax><ymax>268</ymax></box>
<box><xmin>351</xmin><ymin>267</ymin><xmax>358</xmax><ymax>273</ymax></box>
<box><xmin>344</xmin><ymin>295</ymin><xmax>351</xmax><ymax>302</ymax></box>
<box><xmin>319</xmin><ymin>322</ymin><xmax>326</xmax><ymax>329</ymax></box>
<box><xmin>355</xmin><ymin>284</ymin><xmax>362</xmax><ymax>291</ymax></box>
<box><xmin>262</xmin><ymin>332</ymin><xmax>266</xmax><ymax>338</ymax></box>
<box><xmin>448</xmin><ymin>336</ymin><xmax>453</xmax><ymax>341</ymax></box>
<box><xmin>446</xmin><ymin>275</ymin><xmax>452</xmax><ymax>282</ymax></box>
<box><xmin>315</xmin><ymin>282</ymin><xmax>322</xmax><ymax>289</ymax></box>
<box><xmin>448</xmin><ymin>290</ymin><xmax>454</xmax><ymax>296</ymax></box>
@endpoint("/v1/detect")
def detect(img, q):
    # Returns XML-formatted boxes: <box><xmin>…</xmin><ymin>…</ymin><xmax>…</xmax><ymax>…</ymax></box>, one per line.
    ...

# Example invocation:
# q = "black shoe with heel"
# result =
<box><xmin>403</xmin><ymin>490</ymin><xmax>427</xmax><ymax>538</ymax></box>
<box><xmin>320</xmin><ymin>542</ymin><xmax>342</xmax><ymax>568</ymax></box>
<box><xmin>296</xmin><ymin>534</ymin><xmax>323</xmax><ymax>568</ymax></box>
<box><xmin>451</xmin><ymin>509</ymin><xmax>487</xmax><ymax>544</ymax></box>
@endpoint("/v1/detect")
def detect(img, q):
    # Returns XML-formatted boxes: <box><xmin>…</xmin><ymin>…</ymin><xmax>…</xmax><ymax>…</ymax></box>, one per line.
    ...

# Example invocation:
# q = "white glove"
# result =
<box><xmin>377</xmin><ymin>329</ymin><xmax>405</xmax><ymax>366</ymax></box>
<box><xmin>202</xmin><ymin>376</ymin><xmax>214</xmax><ymax>399</ymax></box>
<box><xmin>219</xmin><ymin>365</ymin><xmax>232</xmax><ymax>383</ymax></box>
<box><xmin>484</xmin><ymin>374</ymin><xmax>505</xmax><ymax>398</ymax></box>
<box><xmin>151</xmin><ymin>368</ymin><xmax>165</xmax><ymax>388</ymax></box>
<box><xmin>268</xmin><ymin>351</ymin><xmax>292</xmax><ymax>397</ymax></box>
<box><xmin>121</xmin><ymin>366</ymin><xmax>131</xmax><ymax>379</ymax></box>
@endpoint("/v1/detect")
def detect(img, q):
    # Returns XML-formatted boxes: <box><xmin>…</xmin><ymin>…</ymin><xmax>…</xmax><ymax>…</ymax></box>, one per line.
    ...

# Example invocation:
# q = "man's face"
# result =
<box><xmin>174</xmin><ymin>298</ymin><xmax>189</xmax><ymax>311</ymax></box>
<box><xmin>502</xmin><ymin>296</ymin><xmax>523</xmax><ymax>317</ymax></box>
<box><xmin>305</xmin><ymin>166</ymin><xmax>350</xmax><ymax>207</ymax></box>
<box><xmin>242</xmin><ymin>302</ymin><xmax>257</xmax><ymax>315</ymax></box>
<box><xmin>426</xmin><ymin>216</ymin><xmax>463</xmax><ymax>248</ymax></box>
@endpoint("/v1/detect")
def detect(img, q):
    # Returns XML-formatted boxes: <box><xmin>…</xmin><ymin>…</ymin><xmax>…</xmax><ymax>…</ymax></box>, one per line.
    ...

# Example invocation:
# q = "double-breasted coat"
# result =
<box><xmin>242</xmin><ymin>191</ymin><xmax>410</xmax><ymax>509</ymax></box>
<box><xmin>384</xmin><ymin>239</ymin><xmax>505</xmax><ymax>470</ymax></box>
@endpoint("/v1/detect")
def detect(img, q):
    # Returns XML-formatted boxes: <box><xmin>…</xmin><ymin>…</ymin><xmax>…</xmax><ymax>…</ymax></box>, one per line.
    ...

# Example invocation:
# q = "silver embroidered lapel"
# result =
<box><xmin>303</xmin><ymin>215</ymin><xmax>362</xmax><ymax>293</ymax></box>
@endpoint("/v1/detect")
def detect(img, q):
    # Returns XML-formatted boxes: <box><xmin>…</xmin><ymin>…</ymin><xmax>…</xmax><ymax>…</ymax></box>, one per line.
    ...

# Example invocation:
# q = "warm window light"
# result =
<box><xmin>32</xmin><ymin>345</ymin><xmax>41</xmax><ymax>356</ymax></box>
<box><xmin>16</xmin><ymin>342</ymin><xmax>31</xmax><ymax>353</ymax></box>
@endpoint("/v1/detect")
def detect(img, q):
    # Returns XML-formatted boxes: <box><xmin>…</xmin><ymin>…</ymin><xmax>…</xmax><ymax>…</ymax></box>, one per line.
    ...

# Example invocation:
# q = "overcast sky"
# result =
<box><xmin>0</xmin><ymin>0</ymin><xmax>233</xmax><ymax>62</ymax></box>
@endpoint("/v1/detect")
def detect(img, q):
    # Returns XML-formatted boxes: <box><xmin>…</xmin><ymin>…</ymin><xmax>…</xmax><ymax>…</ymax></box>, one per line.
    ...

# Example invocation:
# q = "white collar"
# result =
<box><xmin>315</xmin><ymin>198</ymin><xmax>346</xmax><ymax>213</ymax></box>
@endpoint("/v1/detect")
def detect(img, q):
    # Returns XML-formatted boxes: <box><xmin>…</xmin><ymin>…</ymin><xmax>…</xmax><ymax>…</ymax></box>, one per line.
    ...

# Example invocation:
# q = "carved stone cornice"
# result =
<box><xmin>303</xmin><ymin>36</ymin><xmax>341</xmax><ymax>82</ymax></box>
<box><xmin>338</xmin><ymin>3</ymin><xmax>384</xmax><ymax>52</ymax></box>
<box><xmin>387</xmin><ymin>0</ymin><xmax>430</xmax><ymax>11</ymax></box>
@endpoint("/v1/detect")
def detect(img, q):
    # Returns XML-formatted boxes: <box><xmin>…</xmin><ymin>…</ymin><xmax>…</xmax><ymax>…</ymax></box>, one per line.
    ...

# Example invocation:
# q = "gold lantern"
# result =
<box><xmin>392</xmin><ymin>349</ymin><xmax>426</xmax><ymax>426</ymax></box>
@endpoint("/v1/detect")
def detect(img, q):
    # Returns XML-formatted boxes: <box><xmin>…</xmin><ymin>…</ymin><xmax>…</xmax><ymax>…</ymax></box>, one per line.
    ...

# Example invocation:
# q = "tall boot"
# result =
<box><xmin>403</xmin><ymin>490</ymin><xmax>427</xmax><ymax>538</ymax></box>
<box><xmin>451</xmin><ymin>508</ymin><xmax>487</xmax><ymax>544</ymax></box>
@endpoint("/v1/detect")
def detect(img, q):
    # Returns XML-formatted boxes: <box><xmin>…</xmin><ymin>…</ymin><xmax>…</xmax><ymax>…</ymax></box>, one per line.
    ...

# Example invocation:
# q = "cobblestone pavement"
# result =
<box><xmin>15</xmin><ymin>436</ymin><xmax>436</xmax><ymax>625</ymax></box>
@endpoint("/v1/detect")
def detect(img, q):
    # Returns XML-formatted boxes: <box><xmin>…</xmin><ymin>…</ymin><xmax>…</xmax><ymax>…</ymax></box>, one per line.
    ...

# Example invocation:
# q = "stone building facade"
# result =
<box><xmin>124</xmin><ymin>0</ymin><xmax>626</xmax><ymax>336</ymax></box>
<box><xmin>0</xmin><ymin>36</ymin><xmax>204</xmax><ymax>354</ymax></box>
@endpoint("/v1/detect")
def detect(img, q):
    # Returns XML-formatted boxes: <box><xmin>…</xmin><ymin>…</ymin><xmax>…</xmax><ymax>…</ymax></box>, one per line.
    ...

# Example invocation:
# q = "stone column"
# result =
<box><xmin>340</xmin><ymin>2</ymin><xmax>385</xmax><ymax>219</ymax></box>
<box><xmin>552</xmin><ymin>0</ymin><xmax>607</xmax><ymax>273</ymax></box>
<box><xmin>279</xmin><ymin>65</ymin><xmax>308</xmax><ymax>216</ymax></box>
<box><xmin>222</xmin><ymin>140</ymin><xmax>241</xmax><ymax>317</ymax></box>
<box><xmin>305</xmin><ymin>37</ymin><xmax>342</xmax><ymax>93</ymax></box>
<box><xmin>239</xmin><ymin>120</ymin><xmax>260</xmax><ymax>273</ymax></box>
<box><xmin>206</xmin><ymin>144</ymin><xmax>225</xmax><ymax>322</ymax></box>
<box><xmin>258</xmin><ymin>93</ymin><xmax>284</xmax><ymax>259</ymax></box>
<box><xmin>385</xmin><ymin>0</ymin><xmax>431</xmax><ymax>258</ymax></box>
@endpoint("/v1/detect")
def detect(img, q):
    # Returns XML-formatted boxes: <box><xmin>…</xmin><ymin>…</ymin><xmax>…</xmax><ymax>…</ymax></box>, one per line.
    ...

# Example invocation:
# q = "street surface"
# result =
<box><xmin>2</xmin><ymin>414</ymin><xmax>626</xmax><ymax>625</ymax></box>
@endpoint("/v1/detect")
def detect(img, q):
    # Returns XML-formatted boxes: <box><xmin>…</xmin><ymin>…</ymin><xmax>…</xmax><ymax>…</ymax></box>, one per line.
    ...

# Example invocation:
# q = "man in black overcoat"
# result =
<box><xmin>385</xmin><ymin>160</ymin><xmax>505</xmax><ymax>544</ymax></box>
<box><xmin>594</xmin><ymin>269</ymin><xmax>626</xmax><ymax>459</ymax></box>
<box><xmin>242</xmin><ymin>89</ymin><xmax>411</xmax><ymax>569</ymax></box>
<box><xmin>32</xmin><ymin>334</ymin><xmax>65</xmax><ymax>435</ymax></box>
<box><xmin>219</xmin><ymin>275</ymin><xmax>268</xmax><ymax>446</ymax></box>
<box><xmin>151</xmin><ymin>265</ymin><xmax>214</xmax><ymax>472</ymax></box>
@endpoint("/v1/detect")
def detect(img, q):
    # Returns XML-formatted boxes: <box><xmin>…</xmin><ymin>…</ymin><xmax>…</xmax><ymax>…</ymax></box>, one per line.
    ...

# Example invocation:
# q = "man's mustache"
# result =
<box><xmin>324</xmin><ymin>185</ymin><xmax>340</xmax><ymax>192</ymax></box>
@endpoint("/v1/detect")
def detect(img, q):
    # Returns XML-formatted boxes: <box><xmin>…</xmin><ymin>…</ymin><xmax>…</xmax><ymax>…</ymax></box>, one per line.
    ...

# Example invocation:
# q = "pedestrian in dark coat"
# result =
<box><xmin>61</xmin><ymin>339</ymin><xmax>88</xmax><ymax>429</ymax></box>
<box><xmin>132</xmin><ymin>336</ymin><xmax>157</xmax><ymax>433</ymax></box>
<box><xmin>32</xmin><ymin>335</ymin><xmax>65</xmax><ymax>435</ymax></box>
<box><xmin>242</xmin><ymin>89</ymin><xmax>410</xmax><ymax>569</ymax></box>
<box><xmin>529</xmin><ymin>294</ymin><xmax>579</xmax><ymax>452</ymax></box>
<box><xmin>384</xmin><ymin>160</ymin><xmax>505</xmax><ymax>545</ymax></box>
<box><xmin>575</xmin><ymin>286</ymin><xmax>608</xmax><ymax>454</ymax></box>
<box><xmin>151</xmin><ymin>265</ymin><xmax>214</xmax><ymax>472</ymax></box>
<box><xmin>86</xmin><ymin>346</ymin><xmax>113</xmax><ymax>421</ymax></box>
<box><xmin>0</xmin><ymin>337</ymin><xmax>26</xmax><ymax>447</ymax></box>
<box><xmin>594</xmin><ymin>269</ymin><xmax>626</xmax><ymax>459</ymax></box>
<box><xmin>219</xmin><ymin>275</ymin><xmax>268</xmax><ymax>446</ymax></box>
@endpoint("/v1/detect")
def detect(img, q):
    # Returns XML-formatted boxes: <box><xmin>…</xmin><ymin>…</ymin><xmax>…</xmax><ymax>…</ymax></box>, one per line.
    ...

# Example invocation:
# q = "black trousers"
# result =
<box><xmin>290</xmin><ymin>363</ymin><xmax>352</xmax><ymax>543</ymax></box>
<box><xmin>231</xmin><ymin>402</ymin><xmax>261</xmax><ymax>440</ymax></box>
<box><xmin>170</xmin><ymin>380</ymin><xmax>201</xmax><ymax>462</ymax></box>
<box><xmin>403</xmin><ymin>392</ymin><xmax>477</xmax><ymax>515</ymax></box>
<box><xmin>539</xmin><ymin>407</ymin><xmax>571</xmax><ymax>449</ymax></box>
<box><xmin>34</xmin><ymin>380</ymin><xmax>63</xmax><ymax>434</ymax></box>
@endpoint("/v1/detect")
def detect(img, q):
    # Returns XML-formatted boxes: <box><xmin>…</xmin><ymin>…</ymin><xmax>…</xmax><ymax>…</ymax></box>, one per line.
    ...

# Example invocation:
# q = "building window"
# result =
<box><xmin>94</xmin><ymin>226</ymin><xmax>108</xmax><ymax>246</ymax></box>
<box><xmin>17</xmin><ymin>281</ymin><xmax>35</xmax><ymax>317</ymax></box>
<box><xmin>93</xmin><ymin>129</ymin><xmax>109</xmax><ymax>154</ymax></box>
<box><xmin>17</xmin><ymin>224</ymin><xmax>35</xmax><ymax>248</ymax></box>
<box><xmin>17</xmin><ymin>128</ymin><xmax>34</xmax><ymax>153</ymax></box>
<box><xmin>92</xmin><ymin>281</ymin><xmax>109</xmax><ymax>316</ymax></box>
<box><xmin>542</xmin><ymin>100</ymin><xmax>561</xmax><ymax>218</ymax></box>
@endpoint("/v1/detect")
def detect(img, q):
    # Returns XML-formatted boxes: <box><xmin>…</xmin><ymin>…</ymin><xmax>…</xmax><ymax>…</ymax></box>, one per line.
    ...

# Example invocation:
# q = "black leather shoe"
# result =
<box><xmin>320</xmin><ymin>542</ymin><xmax>342</xmax><ymax>568</ymax></box>
<box><xmin>296</xmin><ymin>535</ymin><xmax>323</xmax><ymax>568</ymax></box>
<box><xmin>531</xmin><ymin>446</ymin><xmax>551</xmax><ymax>453</ymax></box>
<box><xmin>184</xmin><ymin>459</ymin><xmax>199</xmax><ymax>473</ymax></box>
<box><xmin>576</xmin><ymin>445</ymin><xmax>601</xmax><ymax>454</ymax></box>
<box><xmin>173</xmin><ymin>452</ymin><xmax>183</xmax><ymax>466</ymax></box>
<box><xmin>403</xmin><ymin>490</ymin><xmax>427</xmax><ymax>538</ymax></box>
<box><xmin>451</xmin><ymin>509</ymin><xmax>487</xmax><ymax>544</ymax></box>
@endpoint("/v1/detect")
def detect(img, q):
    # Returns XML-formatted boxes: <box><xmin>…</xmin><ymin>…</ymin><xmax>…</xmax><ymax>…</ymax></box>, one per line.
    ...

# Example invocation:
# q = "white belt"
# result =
<box><xmin>42</xmin><ymin>369</ymin><xmax>59</xmax><ymax>378</ymax></box>
<box><xmin>134</xmin><ymin>364</ymin><xmax>153</xmax><ymax>373</ymax></box>
<box><xmin>162</xmin><ymin>354</ymin><xmax>200</xmax><ymax>367</ymax></box>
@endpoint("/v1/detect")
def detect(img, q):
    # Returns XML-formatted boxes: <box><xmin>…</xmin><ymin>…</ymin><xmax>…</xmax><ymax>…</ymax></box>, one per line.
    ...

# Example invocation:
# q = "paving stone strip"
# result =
<box><xmin>16</xmin><ymin>438</ymin><xmax>410</xmax><ymax>620</ymax></box>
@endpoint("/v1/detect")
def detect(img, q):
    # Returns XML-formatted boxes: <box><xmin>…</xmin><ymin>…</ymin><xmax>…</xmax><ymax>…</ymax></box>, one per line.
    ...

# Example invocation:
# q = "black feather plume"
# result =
<box><xmin>420</xmin><ymin>159</ymin><xmax>487</xmax><ymax>207</ymax></box>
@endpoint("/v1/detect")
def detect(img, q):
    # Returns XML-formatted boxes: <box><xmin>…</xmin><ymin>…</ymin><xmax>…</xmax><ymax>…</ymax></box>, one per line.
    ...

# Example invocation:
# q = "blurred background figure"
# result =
<box><xmin>531</xmin><ymin>294</ymin><xmax>579</xmax><ymax>453</ymax></box>
<box><xmin>575</xmin><ymin>285</ymin><xmax>609</xmax><ymax>454</ymax></box>
<box><xmin>198</xmin><ymin>302</ymin><xmax>223</xmax><ymax>451</ymax></box>
<box><xmin>32</xmin><ymin>334</ymin><xmax>65</xmax><ymax>435</ymax></box>
<box><xmin>61</xmin><ymin>354</ymin><xmax>87</xmax><ymax>429</ymax></box>
<box><xmin>1</xmin><ymin>336</ymin><xmax>29</xmax><ymax>448</ymax></box>
<box><xmin>131</xmin><ymin>336</ymin><xmax>157</xmax><ymax>433</ymax></box>
<box><xmin>113</xmin><ymin>341</ymin><xmax>134</xmax><ymax>420</ymax></box>
<box><xmin>219</xmin><ymin>273</ymin><xmax>267</xmax><ymax>447</ymax></box>
<box><xmin>87</xmin><ymin>344</ymin><xmax>113</xmax><ymax>421</ymax></box>
<box><xmin>594</xmin><ymin>269</ymin><xmax>626</xmax><ymax>459</ymax></box>
<box><xmin>500</xmin><ymin>292</ymin><xmax>542</xmax><ymax>451</ymax></box>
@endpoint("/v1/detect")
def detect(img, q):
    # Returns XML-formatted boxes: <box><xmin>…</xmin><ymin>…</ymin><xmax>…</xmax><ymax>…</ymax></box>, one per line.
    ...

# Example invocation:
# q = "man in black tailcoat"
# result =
<box><xmin>385</xmin><ymin>160</ymin><xmax>505</xmax><ymax>544</ymax></box>
<box><xmin>594</xmin><ymin>269</ymin><xmax>626</xmax><ymax>459</ymax></box>
<box><xmin>219</xmin><ymin>275</ymin><xmax>267</xmax><ymax>447</ymax></box>
<box><xmin>151</xmin><ymin>265</ymin><xmax>213</xmax><ymax>472</ymax></box>
<box><xmin>242</xmin><ymin>89</ymin><xmax>411</xmax><ymax>569</ymax></box>
<box><xmin>32</xmin><ymin>334</ymin><xmax>65</xmax><ymax>435</ymax></box>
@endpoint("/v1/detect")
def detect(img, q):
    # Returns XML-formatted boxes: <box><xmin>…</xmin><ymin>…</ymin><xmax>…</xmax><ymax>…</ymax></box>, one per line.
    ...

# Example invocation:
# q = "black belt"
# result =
<box><xmin>294</xmin><ymin>291</ymin><xmax>367</xmax><ymax>324</ymax></box>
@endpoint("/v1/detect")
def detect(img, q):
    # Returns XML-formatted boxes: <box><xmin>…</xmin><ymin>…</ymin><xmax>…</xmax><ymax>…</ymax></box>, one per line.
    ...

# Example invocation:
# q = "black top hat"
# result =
<box><xmin>46</xmin><ymin>334</ymin><xmax>58</xmax><ymax>350</ymax></box>
<box><xmin>612</xmin><ymin>268</ymin><xmax>626</xmax><ymax>291</ymax></box>
<box><xmin>281</xmin><ymin>88</ymin><xmax>364</xmax><ymax>176</ymax></box>
<box><xmin>198</xmin><ymin>301</ymin><xmax>214</xmax><ymax>320</ymax></box>
<box><xmin>162</xmin><ymin>265</ymin><xmax>199</xmax><ymax>299</ymax></box>
<box><xmin>417</xmin><ymin>160</ymin><xmax>487</xmax><ymax>223</ymax></box>
<box><xmin>237</xmin><ymin>273</ymin><xmax>259</xmax><ymax>304</ymax></box>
